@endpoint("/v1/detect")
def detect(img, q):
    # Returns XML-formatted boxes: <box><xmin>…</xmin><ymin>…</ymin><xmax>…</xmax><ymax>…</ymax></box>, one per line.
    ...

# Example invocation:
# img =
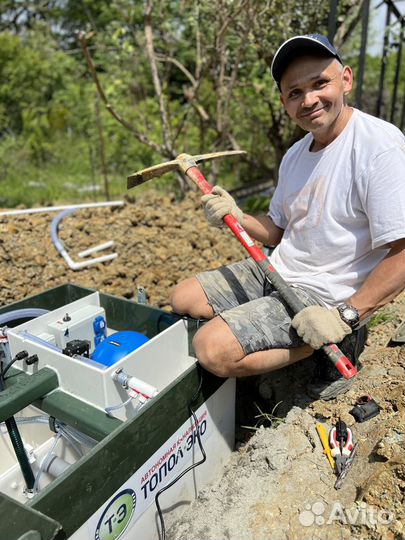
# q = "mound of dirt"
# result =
<box><xmin>0</xmin><ymin>191</ymin><xmax>245</xmax><ymax>309</ymax></box>
<box><xmin>168</xmin><ymin>339</ymin><xmax>404</xmax><ymax>540</ymax></box>
<box><xmin>0</xmin><ymin>191</ymin><xmax>403</xmax><ymax>540</ymax></box>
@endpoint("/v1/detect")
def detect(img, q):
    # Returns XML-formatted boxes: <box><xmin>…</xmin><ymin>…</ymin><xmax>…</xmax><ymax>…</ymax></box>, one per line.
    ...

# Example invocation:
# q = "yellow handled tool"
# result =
<box><xmin>316</xmin><ymin>423</ymin><xmax>335</xmax><ymax>471</ymax></box>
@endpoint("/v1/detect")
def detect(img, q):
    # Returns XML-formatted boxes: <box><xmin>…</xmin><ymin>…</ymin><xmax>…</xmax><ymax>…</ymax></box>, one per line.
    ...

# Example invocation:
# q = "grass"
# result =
<box><xmin>0</xmin><ymin>135</ymin><xmax>179</xmax><ymax>208</ymax></box>
<box><xmin>241</xmin><ymin>401</ymin><xmax>285</xmax><ymax>431</ymax></box>
<box><xmin>368</xmin><ymin>312</ymin><xmax>396</xmax><ymax>329</ymax></box>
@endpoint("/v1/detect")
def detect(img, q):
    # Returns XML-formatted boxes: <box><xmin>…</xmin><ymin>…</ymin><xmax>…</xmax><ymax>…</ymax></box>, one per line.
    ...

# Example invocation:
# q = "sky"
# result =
<box><xmin>369</xmin><ymin>0</ymin><xmax>405</xmax><ymax>56</ymax></box>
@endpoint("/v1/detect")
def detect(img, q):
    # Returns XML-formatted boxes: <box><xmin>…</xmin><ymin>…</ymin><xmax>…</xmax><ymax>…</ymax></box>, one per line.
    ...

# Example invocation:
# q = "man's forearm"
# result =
<box><xmin>242</xmin><ymin>214</ymin><xmax>284</xmax><ymax>246</ymax></box>
<box><xmin>348</xmin><ymin>239</ymin><xmax>405</xmax><ymax>320</ymax></box>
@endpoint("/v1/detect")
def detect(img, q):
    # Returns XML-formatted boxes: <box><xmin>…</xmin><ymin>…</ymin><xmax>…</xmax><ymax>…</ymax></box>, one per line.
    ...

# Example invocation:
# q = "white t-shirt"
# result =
<box><xmin>268</xmin><ymin>108</ymin><xmax>405</xmax><ymax>307</ymax></box>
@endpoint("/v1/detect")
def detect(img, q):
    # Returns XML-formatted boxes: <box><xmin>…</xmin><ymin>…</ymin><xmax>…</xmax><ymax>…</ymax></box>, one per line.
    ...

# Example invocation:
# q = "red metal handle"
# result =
<box><xmin>186</xmin><ymin>165</ymin><xmax>357</xmax><ymax>380</ymax></box>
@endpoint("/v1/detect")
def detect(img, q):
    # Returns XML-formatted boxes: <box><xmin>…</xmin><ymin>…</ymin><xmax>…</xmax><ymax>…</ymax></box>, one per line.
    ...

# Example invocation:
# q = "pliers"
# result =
<box><xmin>328</xmin><ymin>419</ymin><xmax>355</xmax><ymax>475</ymax></box>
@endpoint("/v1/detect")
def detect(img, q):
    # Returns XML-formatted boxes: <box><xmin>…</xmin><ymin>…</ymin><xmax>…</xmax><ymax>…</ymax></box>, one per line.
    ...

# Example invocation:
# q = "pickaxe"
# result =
<box><xmin>128</xmin><ymin>151</ymin><xmax>357</xmax><ymax>380</ymax></box>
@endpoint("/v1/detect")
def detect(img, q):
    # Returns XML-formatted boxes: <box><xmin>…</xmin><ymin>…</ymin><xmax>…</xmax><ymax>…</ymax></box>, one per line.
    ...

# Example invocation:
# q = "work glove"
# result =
<box><xmin>201</xmin><ymin>186</ymin><xmax>244</xmax><ymax>228</ymax></box>
<box><xmin>291</xmin><ymin>306</ymin><xmax>352</xmax><ymax>350</ymax></box>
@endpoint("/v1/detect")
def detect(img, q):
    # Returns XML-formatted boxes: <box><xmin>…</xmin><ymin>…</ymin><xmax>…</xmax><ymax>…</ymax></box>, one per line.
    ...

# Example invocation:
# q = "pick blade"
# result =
<box><xmin>193</xmin><ymin>150</ymin><xmax>247</xmax><ymax>164</ymax></box>
<box><xmin>127</xmin><ymin>160</ymin><xmax>180</xmax><ymax>189</ymax></box>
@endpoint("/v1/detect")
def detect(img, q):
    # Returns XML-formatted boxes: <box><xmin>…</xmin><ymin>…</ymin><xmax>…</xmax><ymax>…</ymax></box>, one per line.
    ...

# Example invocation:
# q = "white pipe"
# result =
<box><xmin>42</xmin><ymin>454</ymin><xmax>70</xmax><ymax>478</ymax></box>
<box><xmin>127</xmin><ymin>376</ymin><xmax>159</xmax><ymax>399</ymax></box>
<box><xmin>51</xmin><ymin>208</ymin><xmax>117</xmax><ymax>271</ymax></box>
<box><xmin>0</xmin><ymin>201</ymin><xmax>124</xmax><ymax>218</ymax></box>
<box><xmin>78</xmin><ymin>240</ymin><xmax>115</xmax><ymax>258</ymax></box>
<box><xmin>59</xmin><ymin>247</ymin><xmax>117</xmax><ymax>270</ymax></box>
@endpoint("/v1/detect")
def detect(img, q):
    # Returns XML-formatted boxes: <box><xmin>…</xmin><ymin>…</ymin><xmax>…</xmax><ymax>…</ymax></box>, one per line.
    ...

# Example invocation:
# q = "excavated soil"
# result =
<box><xmin>0</xmin><ymin>192</ymin><xmax>246</xmax><ymax>309</ymax></box>
<box><xmin>0</xmin><ymin>191</ymin><xmax>404</xmax><ymax>540</ymax></box>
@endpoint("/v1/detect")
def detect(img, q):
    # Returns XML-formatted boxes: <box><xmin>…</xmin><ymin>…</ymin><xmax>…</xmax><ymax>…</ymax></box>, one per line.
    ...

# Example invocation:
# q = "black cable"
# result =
<box><xmin>0</xmin><ymin>371</ymin><xmax>35</xmax><ymax>491</ymax></box>
<box><xmin>2</xmin><ymin>350</ymin><xmax>28</xmax><ymax>378</ymax></box>
<box><xmin>155</xmin><ymin>369</ymin><xmax>206</xmax><ymax>540</ymax></box>
<box><xmin>2</xmin><ymin>357</ymin><xmax>21</xmax><ymax>378</ymax></box>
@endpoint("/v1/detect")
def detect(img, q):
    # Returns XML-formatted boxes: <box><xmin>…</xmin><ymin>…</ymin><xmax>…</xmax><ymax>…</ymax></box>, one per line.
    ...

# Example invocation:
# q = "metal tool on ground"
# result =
<box><xmin>316</xmin><ymin>423</ymin><xmax>335</xmax><ymax>471</ymax></box>
<box><xmin>329</xmin><ymin>418</ymin><xmax>354</xmax><ymax>474</ymax></box>
<box><xmin>334</xmin><ymin>441</ymin><xmax>358</xmax><ymax>490</ymax></box>
<box><xmin>329</xmin><ymin>418</ymin><xmax>357</xmax><ymax>489</ymax></box>
<box><xmin>128</xmin><ymin>151</ymin><xmax>357</xmax><ymax>379</ymax></box>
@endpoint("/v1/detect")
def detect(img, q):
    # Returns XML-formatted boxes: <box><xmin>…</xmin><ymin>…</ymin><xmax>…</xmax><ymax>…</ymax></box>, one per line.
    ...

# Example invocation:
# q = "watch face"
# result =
<box><xmin>342</xmin><ymin>308</ymin><xmax>357</xmax><ymax>321</ymax></box>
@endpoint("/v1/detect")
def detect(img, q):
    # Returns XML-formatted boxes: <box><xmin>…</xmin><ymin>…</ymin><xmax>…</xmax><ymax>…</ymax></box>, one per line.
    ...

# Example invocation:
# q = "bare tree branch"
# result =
<box><xmin>334</xmin><ymin>0</ymin><xmax>365</xmax><ymax>48</ymax></box>
<box><xmin>195</xmin><ymin>0</ymin><xmax>202</xmax><ymax>81</ymax></box>
<box><xmin>156</xmin><ymin>54</ymin><xmax>197</xmax><ymax>88</ymax></box>
<box><xmin>183</xmin><ymin>87</ymin><xmax>210</xmax><ymax>122</ymax></box>
<box><xmin>94</xmin><ymin>93</ymin><xmax>110</xmax><ymax>200</ymax></box>
<box><xmin>78</xmin><ymin>31</ymin><xmax>166</xmax><ymax>156</ymax></box>
<box><xmin>155</xmin><ymin>53</ymin><xmax>210</xmax><ymax>124</ymax></box>
<box><xmin>144</xmin><ymin>0</ymin><xmax>173</xmax><ymax>155</ymax></box>
<box><xmin>223</xmin><ymin>40</ymin><xmax>243</xmax><ymax>132</ymax></box>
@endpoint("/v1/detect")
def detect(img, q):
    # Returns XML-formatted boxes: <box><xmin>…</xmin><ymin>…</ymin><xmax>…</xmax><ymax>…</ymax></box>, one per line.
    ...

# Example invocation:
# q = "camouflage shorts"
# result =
<box><xmin>196</xmin><ymin>258</ymin><xmax>322</xmax><ymax>355</ymax></box>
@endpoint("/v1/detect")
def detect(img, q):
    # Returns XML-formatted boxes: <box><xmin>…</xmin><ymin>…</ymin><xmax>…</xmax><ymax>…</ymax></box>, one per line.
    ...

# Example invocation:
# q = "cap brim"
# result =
<box><xmin>271</xmin><ymin>36</ymin><xmax>342</xmax><ymax>88</ymax></box>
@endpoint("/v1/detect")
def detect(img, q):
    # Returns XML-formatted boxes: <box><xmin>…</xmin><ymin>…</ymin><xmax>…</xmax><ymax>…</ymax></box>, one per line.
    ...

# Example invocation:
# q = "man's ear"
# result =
<box><xmin>342</xmin><ymin>65</ymin><xmax>353</xmax><ymax>94</ymax></box>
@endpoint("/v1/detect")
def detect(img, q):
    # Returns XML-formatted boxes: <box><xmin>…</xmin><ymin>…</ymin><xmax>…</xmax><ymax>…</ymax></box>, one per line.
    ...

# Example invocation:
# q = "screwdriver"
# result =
<box><xmin>316</xmin><ymin>423</ymin><xmax>335</xmax><ymax>471</ymax></box>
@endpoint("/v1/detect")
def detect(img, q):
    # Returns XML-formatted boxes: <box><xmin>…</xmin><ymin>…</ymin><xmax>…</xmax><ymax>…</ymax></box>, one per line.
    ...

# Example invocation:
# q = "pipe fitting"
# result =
<box><xmin>112</xmin><ymin>369</ymin><xmax>158</xmax><ymax>399</ymax></box>
<box><xmin>42</xmin><ymin>454</ymin><xmax>70</xmax><ymax>478</ymax></box>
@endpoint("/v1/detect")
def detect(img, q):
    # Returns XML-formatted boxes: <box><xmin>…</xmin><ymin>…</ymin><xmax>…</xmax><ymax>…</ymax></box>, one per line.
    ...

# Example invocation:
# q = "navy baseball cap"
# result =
<box><xmin>271</xmin><ymin>34</ymin><xmax>343</xmax><ymax>90</ymax></box>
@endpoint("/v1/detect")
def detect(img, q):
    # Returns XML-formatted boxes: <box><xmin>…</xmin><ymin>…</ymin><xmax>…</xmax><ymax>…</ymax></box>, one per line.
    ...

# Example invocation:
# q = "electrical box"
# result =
<box><xmin>6</xmin><ymin>292</ymin><xmax>195</xmax><ymax>420</ymax></box>
<box><xmin>47</xmin><ymin>305</ymin><xmax>107</xmax><ymax>353</ymax></box>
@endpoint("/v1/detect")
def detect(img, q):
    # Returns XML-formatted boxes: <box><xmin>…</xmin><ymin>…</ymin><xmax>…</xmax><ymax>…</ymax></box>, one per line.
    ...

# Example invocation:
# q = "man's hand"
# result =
<box><xmin>291</xmin><ymin>306</ymin><xmax>352</xmax><ymax>349</ymax></box>
<box><xmin>201</xmin><ymin>186</ymin><xmax>244</xmax><ymax>228</ymax></box>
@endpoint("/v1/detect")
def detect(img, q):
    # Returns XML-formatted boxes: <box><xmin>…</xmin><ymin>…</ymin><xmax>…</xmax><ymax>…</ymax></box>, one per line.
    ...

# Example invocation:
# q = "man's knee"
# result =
<box><xmin>192</xmin><ymin>320</ymin><xmax>243</xmax><ymax>378</ymax></box>
<box><xmin>169</xmin><ymin>280</ymin><xmax>190</xmax><ymax>314</ymax></box>
<box><xmin>170</xmin><ymin>277</ymin><xmax>213</xmax><ymax>319</ymax></box>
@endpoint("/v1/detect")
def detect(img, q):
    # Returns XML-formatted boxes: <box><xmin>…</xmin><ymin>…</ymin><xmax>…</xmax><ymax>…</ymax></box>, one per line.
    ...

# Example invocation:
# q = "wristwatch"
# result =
<box><xmin>337</xmin><ymin>303</ymin><xmax>360</xmax><ymax>330</ymax></box>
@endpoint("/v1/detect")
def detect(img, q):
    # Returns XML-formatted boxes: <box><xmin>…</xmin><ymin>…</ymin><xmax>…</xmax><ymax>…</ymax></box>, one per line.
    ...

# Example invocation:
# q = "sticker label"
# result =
<box><xmin>240</xmin><ymin>231</ymin><xmax>255</xmax><ymax>247</ymax></box>
<box><xmin>88</xmin><ymin>403</ymin><xmax>212</xmax><ymax>540</ymax></box>
<box><xmin>95</xmin><ymin>489</ymin><xmax>136</xmax><ymax>540</ymax></box>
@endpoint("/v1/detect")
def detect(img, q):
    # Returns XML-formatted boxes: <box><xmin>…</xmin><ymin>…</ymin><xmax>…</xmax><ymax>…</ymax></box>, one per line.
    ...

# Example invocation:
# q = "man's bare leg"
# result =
<box><xmin>192</xmin><ymin>315</ymin><xmax>314</xmax><ymax>377</ymax></box>
<box><xmin>170</xmin><ymin>277</ymin><xmax>214</xmax><ymax>319</ymax></box>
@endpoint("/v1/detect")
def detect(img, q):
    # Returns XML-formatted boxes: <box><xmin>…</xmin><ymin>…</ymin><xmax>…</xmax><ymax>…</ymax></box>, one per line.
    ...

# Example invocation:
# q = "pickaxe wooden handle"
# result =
<box><xmin>128</xmin><ymin>152</ymin><xmax>357</xmax><ymax>380</ymax></box>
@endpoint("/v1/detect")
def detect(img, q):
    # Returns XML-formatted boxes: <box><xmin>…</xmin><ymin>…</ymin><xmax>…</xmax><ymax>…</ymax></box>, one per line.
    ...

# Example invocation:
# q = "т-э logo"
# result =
<box><xmin>95</xmin><ymin>489</ymin><xmax>137</xmax><ymax>540</ymax></box>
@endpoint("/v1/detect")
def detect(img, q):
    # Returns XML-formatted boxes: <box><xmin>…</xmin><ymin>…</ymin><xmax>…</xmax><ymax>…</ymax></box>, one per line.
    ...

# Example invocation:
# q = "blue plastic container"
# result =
<box><xmin>92</xmin><ymin>331</ymin><xmax>149</xmax><ymax>367</ymax></box>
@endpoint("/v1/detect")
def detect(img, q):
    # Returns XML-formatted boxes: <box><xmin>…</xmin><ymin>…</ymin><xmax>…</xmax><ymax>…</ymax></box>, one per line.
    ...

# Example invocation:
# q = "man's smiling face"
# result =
<box><xmin>279</xmin><ymin>55</ymin><xmax>353</xmax><ymax>136</ymax></box>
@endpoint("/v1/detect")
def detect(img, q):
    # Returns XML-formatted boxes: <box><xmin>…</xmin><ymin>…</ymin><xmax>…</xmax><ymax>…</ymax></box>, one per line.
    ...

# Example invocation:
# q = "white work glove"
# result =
<box><xmin>291</xmin><ymin>306</ymin><xmax>352</xmax><ymax>350</ymax></box>
<box><xmin>201</xmin><ymin>186</ymin><xmax>244</xmax><ymax>228</ymax></box>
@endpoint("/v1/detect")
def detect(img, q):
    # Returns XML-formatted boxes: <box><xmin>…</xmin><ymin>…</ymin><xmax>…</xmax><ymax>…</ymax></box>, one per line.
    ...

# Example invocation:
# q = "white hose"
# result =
<box><xmin>57</xmin><ymin>425</ymin><xmax>84</xmax><ymax>457</ymax></box>
<box><xmin>60</xmin><ymin>424</ymin><xmax>97</xmax><ymax>449</ymax></box>
<box><xmin>2</xmin><ymin>416</ymin><xmax>97</xmax><ymax>493</ymax></box>
<box><xmin>51</xmin><ymin>209</ymin><xmax>117</xmax><ymax>270</ymax></box>
<box><xmin>0</xmin><ymin>309</ymin><xmax>48</xmax><ymax>326</ymax></box>
<box><xmin>105</xmin><ymin>395</ymin><xmax>134</xmax><ymax>417</ymax></box>
<box><xmin>12</xmin><ymin>416</ymin><xmax>49</xmax><ymax>426</ymax></box>
<box><xmin>0</xmin><ymin>201</ymin><xmax>124</xmax><ymax>217</ymax></box>
<box><xmin>33</xmin><ymin>432</ymin><xmax>62</xmax><ymax>494</ymax></box>
<box><xmin>3</xmin><ymin>416</ymin><xmax>97</xmax><ymax>451</ymax></box>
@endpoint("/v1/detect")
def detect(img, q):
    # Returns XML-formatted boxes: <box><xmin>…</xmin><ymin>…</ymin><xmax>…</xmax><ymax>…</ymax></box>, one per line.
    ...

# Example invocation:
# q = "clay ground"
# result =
<box><xmin>0</xmin><ymin>192</ymin><xmax>404</xmax><ymax>540</ymax></box>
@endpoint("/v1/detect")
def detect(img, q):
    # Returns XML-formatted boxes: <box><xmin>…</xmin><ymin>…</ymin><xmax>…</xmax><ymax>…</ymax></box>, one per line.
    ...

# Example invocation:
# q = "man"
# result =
<box><xmin>170</xmin><ymin>34</ymin><xmax>405</xmax><ymax>400</ymax></box>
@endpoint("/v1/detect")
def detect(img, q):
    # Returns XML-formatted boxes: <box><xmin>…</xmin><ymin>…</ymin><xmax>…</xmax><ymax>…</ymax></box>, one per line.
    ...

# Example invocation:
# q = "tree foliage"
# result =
<box><xmin>0</xmin><ymin>0</ymin><xmax>367</xmax><ymax>205</ymax></box>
